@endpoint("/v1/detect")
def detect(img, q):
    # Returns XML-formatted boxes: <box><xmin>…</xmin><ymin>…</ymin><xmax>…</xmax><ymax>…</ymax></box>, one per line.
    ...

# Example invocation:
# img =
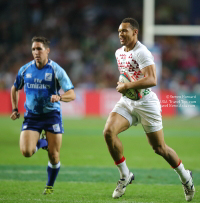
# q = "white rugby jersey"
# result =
<box><xmin>115</xmin><ymin>41</ymin><xmax>155</xmax><ymax>97</ymax></box>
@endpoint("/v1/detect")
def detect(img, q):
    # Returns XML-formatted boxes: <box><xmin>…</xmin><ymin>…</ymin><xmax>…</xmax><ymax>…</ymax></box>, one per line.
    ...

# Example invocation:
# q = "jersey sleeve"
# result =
<box><xmin>137</xmin><ymin>48</ymin><xmax>155</xmax><ymax>70</ymax></box>
<box><xmin>53</xmin><ymin>63</ymin><xmax>74</xmax><ymax>92</ymax></box>
<box><xmin>115</xmin><ymin>50</ymin><xmax>118</xmax><ymax>58</ymax></box>
<box><xmin>14</xmin><ymin>66</ymin><xmax>25</xmax><ymax>90</ymax></box>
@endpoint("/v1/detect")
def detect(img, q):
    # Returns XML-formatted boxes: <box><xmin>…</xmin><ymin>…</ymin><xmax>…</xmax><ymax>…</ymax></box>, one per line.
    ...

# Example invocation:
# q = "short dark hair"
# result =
<box><xmin>32</xmin><ymin>36</ymin><xmax>50</xmax><ymax>48</ymax></box>
<box><xmin>122</xmin><ymin>18</ymin><xmax>139</xmax><ymax>32</ymax></box>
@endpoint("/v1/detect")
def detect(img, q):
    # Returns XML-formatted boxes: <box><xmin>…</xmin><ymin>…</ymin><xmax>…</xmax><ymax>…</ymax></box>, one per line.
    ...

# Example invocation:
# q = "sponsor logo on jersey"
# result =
<box><xmin>45</xmin><ymin>73</ymin><xmax>52</xmax><ymax>81</ymax></box>
<box><xmin>23</xmin><ymin>125</ymin><xmax>27</xmax><ymax>129</ymax></box>
<box><xmin>26</xmin><ymin>73</ymin><xmax>32</xmax><ymax>78</ymax></box>
<box><xmin>26</xmin><ymin>83</ymin><xmax>50</xmax><ymax>89</ymax></box>
<box><xmin>53</xmin><ymin>124</ymin><xmax>60</xmax><ymax>132</ymax></box>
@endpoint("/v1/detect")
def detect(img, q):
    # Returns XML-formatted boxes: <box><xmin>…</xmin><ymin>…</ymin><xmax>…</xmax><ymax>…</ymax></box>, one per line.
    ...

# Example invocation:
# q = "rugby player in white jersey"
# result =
<box><xmin>103</xmin><ymin>18</ymin><xmax>195</xmax><ymax>201</ymax></box>
<box><xmin>10</xmin><ymin>36</ymin><xmax>76</xmax><ymax>194</ymax></box>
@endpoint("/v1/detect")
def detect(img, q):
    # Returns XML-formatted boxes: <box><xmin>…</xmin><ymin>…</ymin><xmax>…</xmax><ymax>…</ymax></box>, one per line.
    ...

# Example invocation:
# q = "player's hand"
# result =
<box><xmin>10</xmin><ymin>111</ymin><xmax>20</xmax><ymax>120</ymax></box>
<box><xmin>51</xmin><ymin>95</ymin><xmax>61</xmax><ymax>103</ymax></box>
<box><xmin>116</xmin><ymin>82</ymin><xmax>127</xmax><ymax>93</ymax></box>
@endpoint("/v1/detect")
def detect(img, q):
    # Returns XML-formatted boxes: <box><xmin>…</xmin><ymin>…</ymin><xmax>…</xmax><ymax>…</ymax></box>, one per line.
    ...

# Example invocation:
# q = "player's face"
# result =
<box><xmin>118</xmin><ymin>23</ymin><xmax>137</xmax><ymax>46</ymax></box>
<box><xmin>32</xmin><ymin>42</ymin><xmax>50</xmax><ymax>68</ymax></box>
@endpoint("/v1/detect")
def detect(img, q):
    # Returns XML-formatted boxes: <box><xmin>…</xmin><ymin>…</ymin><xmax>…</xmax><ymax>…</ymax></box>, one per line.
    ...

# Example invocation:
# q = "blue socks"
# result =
<box><xmin>35</xmin><ymin>139</ymin><xmax>48</xmax><ymax>152</ymax></box>
<box><xmin>37</xmin><ymin>139</ymin><xmax>48</xmax><ymax>149</ymax></box>
<box><xmin>47</xmin><ymin>161</ymin><xmax>60</xmax><ymax>186</ymax></box>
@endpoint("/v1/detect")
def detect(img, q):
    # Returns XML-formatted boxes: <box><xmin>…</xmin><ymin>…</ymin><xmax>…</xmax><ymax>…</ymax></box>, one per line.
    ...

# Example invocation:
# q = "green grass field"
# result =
<box><xmin>0</xmin><ymin>116</ymin><xmax>200</xmax><ymax>203</ymax></box>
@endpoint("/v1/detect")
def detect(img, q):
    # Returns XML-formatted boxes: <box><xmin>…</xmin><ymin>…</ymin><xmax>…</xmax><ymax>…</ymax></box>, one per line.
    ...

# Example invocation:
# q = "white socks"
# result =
<box><xmin>117</xmin><ymin>160</ymin><xmax>129</xmax><ymax>179</ymax></box>
<box><xmin>48</xmin><ymin>161</ymin><xmax>61</xmax><ymax>168</ymax></box>
<box><xmin>117</xmin><ymin>159</ymin><xmax>190</xmax><ymax>183</ymax></box>
<box><xmin>174</xmin><ymin>163</ymin><xmax>191</xmax><ymax>183</ymax></box>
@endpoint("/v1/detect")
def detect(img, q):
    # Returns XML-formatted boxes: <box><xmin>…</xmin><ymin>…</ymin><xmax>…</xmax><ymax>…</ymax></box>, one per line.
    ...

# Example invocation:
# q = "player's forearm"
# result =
<box><xmin>125</xmin><ymin>76</ymin><xmax>157</xmax><ymax>90</ymax></box>
<box><xmin>60</xmin><ymin>89</ymin><xmax>76</xmax><ymax>102</ymax></box>
<box><xmin>11</xmin><ymin>85</ymin><xmax>19</xmax><ymax>109</ymax></box>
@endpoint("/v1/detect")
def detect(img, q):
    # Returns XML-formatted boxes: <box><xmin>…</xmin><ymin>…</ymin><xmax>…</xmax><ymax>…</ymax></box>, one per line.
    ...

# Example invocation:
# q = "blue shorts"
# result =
<box><xmin>21</xmin><ymin>110</ymin><xmax>64</xmax><ymax>134</ymax></box>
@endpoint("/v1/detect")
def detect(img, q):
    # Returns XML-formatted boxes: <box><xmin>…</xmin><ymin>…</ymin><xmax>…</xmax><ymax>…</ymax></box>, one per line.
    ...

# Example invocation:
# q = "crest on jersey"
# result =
<box><xmin>45</xmin><ymin>73</ymin><xmax>52</xmax><ymax>81</ymax></box>
<box><xmin>26</xmin><ymin>73</ymin><xmax>32</xmax><ymax>78</ymax></box>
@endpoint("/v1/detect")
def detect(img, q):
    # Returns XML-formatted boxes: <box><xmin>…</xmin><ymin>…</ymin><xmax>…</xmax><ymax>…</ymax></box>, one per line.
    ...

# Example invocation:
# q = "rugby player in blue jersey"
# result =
<box><xmin>10</xmin><ymin>36</ymin><xmax>76</xmax><ymax>194</ymax></box>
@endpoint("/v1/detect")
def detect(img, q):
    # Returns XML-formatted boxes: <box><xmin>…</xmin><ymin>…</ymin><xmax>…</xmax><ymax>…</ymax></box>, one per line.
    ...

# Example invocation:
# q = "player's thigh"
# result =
<box><xmin>146</xmin><ymin>128</ymin><xmax>165</xmax><ymax>148</ymax></box>
<box><xmin>104</xmin><ymin>112</ymin><xmax>130</xmax><ymax>135</ymax></box>
<box><xmin>46</xmin><ymin>131</ymin><xmax>62</xmax><ymax>153</ymax></box>
<box><xmin>20</xmin><ymin>130</ymin><xmax>40</xmax><ymax>151</ymax></box>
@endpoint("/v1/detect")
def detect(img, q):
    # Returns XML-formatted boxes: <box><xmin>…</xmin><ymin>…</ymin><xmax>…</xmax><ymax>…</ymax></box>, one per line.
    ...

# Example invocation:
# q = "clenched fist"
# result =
<box><xmin>51</xmin><ymin>95</ymin><xmax>61</xmax><ymax>103</ymax></box>
<box><xmin>10</xmin><ymin>111</ymin><xmax>20</xmax><ymax>120</ymax></box>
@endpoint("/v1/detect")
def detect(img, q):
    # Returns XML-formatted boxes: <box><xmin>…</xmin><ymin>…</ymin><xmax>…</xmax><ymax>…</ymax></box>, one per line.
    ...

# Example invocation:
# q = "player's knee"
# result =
<box><xmin>21</xmin><ymin>149</ymin><xmax>34</xmax><ymax>157</ymax></box>
<box><xmin>103</xmin><ymin>127</ymin><xmax>115</xmax><ymax>142</ymax></box>
<box><xmin>48</xmin><ymin>152</ymin><xmax>59</xmax><ymax>164</ymax></box>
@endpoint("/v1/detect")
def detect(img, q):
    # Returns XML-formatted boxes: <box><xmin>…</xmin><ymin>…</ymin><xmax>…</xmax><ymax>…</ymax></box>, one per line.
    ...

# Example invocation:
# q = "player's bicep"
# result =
<box><xmin>141</xmin><ymin>64</ymin><xmax>157</xmax><ymax>85</ymax></box>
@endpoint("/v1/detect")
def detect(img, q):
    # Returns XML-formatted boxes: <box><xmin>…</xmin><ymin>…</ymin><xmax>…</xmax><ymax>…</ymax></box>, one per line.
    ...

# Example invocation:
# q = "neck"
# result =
<box><xmin>125</xmin><ymin>39</ymin><xmax>138</xmax><ymax>52</ymax></box>
<box><xmin>36</xmin><ymin>59</ymin><xmax>48</xmax><ymax>69</ymax></box>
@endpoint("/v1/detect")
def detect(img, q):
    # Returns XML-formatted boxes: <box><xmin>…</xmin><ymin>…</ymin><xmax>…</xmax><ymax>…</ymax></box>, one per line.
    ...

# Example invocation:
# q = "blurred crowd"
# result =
<box><xmin>0</xmin><ymin>0</ymin><xmax>200</xmax><ymax>92</ymax></box>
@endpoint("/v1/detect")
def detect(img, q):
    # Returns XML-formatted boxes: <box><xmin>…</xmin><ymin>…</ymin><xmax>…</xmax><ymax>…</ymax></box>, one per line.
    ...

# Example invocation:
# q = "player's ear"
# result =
<box><xmin>133</xmin><ymin>29</ymin><xmax>138</xmax><ymax>35</ymax></box>
<box><xmin>47</xmin><ymin>48</ymin><xmax>50</xmax><ymax>54</ymax></box>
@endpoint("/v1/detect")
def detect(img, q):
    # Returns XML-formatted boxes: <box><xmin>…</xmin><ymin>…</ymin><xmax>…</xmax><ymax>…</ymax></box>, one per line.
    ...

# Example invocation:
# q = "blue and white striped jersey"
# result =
<box><xmin>14</xmin><ymin>59</ymin><xmax>74</xmax><ymax>114</ymax></box>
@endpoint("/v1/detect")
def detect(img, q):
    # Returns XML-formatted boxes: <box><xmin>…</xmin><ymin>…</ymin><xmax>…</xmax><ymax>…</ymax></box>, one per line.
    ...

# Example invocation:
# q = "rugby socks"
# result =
<box><xmin>115</xmin><ymin>156</ymin><xmax>129</xmax><ymax>179</ymax></box>
<box><xmin>35</xmin><ymin>139</ymin><xmax>48</xmax><ymax>153</ymax></box>
<box><xmin>47</xmin><ymin>161</ymin><xmax>60</xmax><ymax>186</ymax></box>
<box><xmin>174</xmin><ymin>161</ymin><xmax>191</xmax><ymax>183</ymax></box>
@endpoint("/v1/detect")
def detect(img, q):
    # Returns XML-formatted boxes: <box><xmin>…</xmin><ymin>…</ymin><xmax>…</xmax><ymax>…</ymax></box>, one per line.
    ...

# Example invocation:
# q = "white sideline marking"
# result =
<box><xmin>0</xmin><ymin>199</ymin><xmax>153</xmax><ymax>203</ymax></box>
<box><xmin>0</xmin><ymin>169</ymin><xmax>115</xmax><ymax>175</ymax></box>
<box><xmin>0</xmin><ymin>198</ymin><xmax>57</xmax><ymax>202</ymax></box>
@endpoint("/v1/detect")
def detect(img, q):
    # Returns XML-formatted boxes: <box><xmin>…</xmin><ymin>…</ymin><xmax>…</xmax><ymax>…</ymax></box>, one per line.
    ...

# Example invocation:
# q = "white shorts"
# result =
<box><xmin>111</xmin><ymin>92</ymin><xmax>163</xmax><ymax>133</ymax></box>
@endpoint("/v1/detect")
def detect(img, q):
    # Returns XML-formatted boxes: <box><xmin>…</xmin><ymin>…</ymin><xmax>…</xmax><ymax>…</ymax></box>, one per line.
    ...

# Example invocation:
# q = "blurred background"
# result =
<box><xmin>0</xmin><ymin>0</ymin><xmax>200</xmax><ymax>117</ymax></box>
